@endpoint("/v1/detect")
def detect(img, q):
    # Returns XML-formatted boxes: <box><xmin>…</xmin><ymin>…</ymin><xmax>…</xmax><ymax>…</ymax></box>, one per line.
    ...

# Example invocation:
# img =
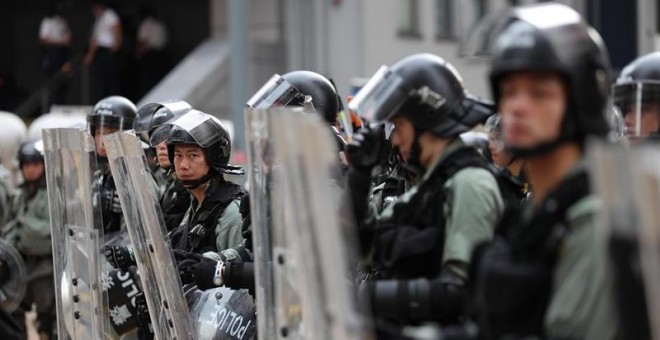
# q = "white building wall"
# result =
<box><xmin>360</xmin><ymin>0</ymin><xmax>492</xmax><ymax>98</ymax></box>
<box><xmin>637</xmin><ymin>0</ymin><xmax>658</xmax><ymax>53</ymax></box>
<box><xmin>324</xmin><ymin>0</ymin><xmax>594</xmax><ymax>99</ymax></box>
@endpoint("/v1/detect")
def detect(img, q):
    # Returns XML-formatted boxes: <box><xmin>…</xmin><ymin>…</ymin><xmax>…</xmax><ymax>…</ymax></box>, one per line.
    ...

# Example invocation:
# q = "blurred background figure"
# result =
<box><xmin>135</xmin><ymin>4</ymin><xmax>168</xmax><ymax>99</ymax></box>
<box><xmin>612</xmin><ymin>52</ymin><xmax>660</xmax><ymax>143</ymax></box>
<box><xmin>1</xmin><ymin>140</ymin><xmax>55</xmax><ymax>340</ymax></box>
<box><xmin>85</xmin><ymin>0</ymin><xmax>122</xmax><ymax>103</ymax></box>
<box><xmin>38</xmin><ymin>1</ymin><xmax>71</xmax><ymax>107</ymax></box>
<box><xmin>0</xmin><ymin>112</ymin><xmax>27</xmax><ymax>190</ymax></box>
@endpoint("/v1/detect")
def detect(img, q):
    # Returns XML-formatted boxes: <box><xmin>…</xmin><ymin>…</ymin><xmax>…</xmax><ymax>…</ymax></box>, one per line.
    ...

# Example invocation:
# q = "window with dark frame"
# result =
<box><xmin>397</xmin><ymin>0</ymin><xmax>421</xmax><ymax>38</ymax></box>
<box><xmin>436</xmin><ymin>0</ymin><xmax>454</xmax><ymax>40</ymax></box>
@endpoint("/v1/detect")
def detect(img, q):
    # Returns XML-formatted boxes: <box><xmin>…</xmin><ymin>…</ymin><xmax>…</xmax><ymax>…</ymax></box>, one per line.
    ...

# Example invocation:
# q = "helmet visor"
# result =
<box><xmin>133</xmin><ymin>103</ymin><xmax>161</xmax><ymax>134</ymax></box>
<box><xmin>247</xmin><ymin>74</ymin><xmax>302</xmax><ymax>109</ymax></box>
<box><xmin>149</xmin><ymin>110</ymin><xmax>225</xmax><ymax>148</ymax></box>
<box><xmin>88</xmin><ymin>115</ymin><xmax>134</xmax><ymax>134</ymax></box>
<box><xmin>347</xmin><ymin>65</ymin><xmax>410</xmax><ymax>123</ymax></box>
<box><xmin>612</xmin><ymin>82</ymin><xmax>660</xmax><ymax>138</ymax></box>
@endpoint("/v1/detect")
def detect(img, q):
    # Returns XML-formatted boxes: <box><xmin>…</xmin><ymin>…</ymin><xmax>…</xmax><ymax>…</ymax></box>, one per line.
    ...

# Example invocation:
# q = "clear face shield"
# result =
<box><xmin>247</xmin><ymin>74</ymin><xmax>304</xmax><ymax>109</ymax></box>
<box><xmin>88</xmin><ymin>115</ymin><xmax>131</xmax><ymax>136</ymax></box>
<box><xmin>612</xmin><ymin>82</ymin><xmax>660</xmax><ymax>139</ymax></box>
<box><xmin>347</xmin><ymin>65</ymin><xmax>411</xmax><ymax>124</ymax></box>
<box><xmin>149</xmin><ymin>110</ymin><xmax>225</xmax><ymax>148</ymax></box>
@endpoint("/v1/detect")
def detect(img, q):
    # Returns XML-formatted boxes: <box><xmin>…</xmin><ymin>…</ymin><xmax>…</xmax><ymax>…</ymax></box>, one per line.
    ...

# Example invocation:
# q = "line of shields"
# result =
<box><xmin>38</xmin><ymin>107</ymin><xmax>369</xmax><ymax>339</ymax></box>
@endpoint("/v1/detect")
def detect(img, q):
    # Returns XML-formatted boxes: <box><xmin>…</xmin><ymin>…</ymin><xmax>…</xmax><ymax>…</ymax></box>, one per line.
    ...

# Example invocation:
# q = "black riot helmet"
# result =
<box><xmin>247</xmin><ymin>70</ymin><xmax>340</xmax><ymax>124</ymax></box>
<box><xmin>482</xmin><ymin>3</ymin><xmax>612</xmax><ymax>155</ymax></box>
<box><xmin>612</xmin><ymin>52</ymin><xmax>660</xmax><ymax>139</ymax></box>
<box><xmin>88</xmin><ymin>96</ymin><xmax>137</xmax><ymax>136</ymax></box>
<box><xmin>17</xmin><ymin>140</ymin><xmax>44</xmax><ymax>169</ymax></box>
<box><xmin>349</xmin><ymin>53</ymin><xmax>494</xmax><ymax>137</ymax></box>
<box><xmin>150</xmin><ymin>110</ymin><xmax>244</xmax><ymax>188</ymax></box>
<box><xmin>133</xmin><ymin>100</ymin><xmax>192</xmax><ymax>143</ymax></box>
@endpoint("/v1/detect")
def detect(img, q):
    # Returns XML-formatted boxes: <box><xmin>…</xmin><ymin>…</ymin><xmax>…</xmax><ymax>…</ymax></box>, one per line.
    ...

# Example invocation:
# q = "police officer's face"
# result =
<box><xmin>22</xmin><ymin>161</ymin><xmax>44</xmax><ymax>182</ymax></box>
<box><xmin>623</xmin><ymin>102</ymin><xmax>660</xmax><ymax>137</ymax></box>
<box><xmin>94</xmin><ymin>126</ymin><xmax>120</xmax><ymax>158</ymax></box>
<box><xmin>499</xmin><ymin>72</ymin><xmax>567</xmax><ymax>149</ymax></box>
<box><xmin>156</xmin><ymin>142</ymin><xmax>170</xmax><ymax>168</ymax></box>
<box><xmin>390</xmin><ymin>115</ymin><xmax>415</xmax><ymax>163</ymax></box>
<box><xmin>173</xmin><ymin>145</ymin><xmax>209</xmax><ymax>181</ymax></box>
<box><xmin>488</xmin><ymin>133</ymin><xmax>510</xmax><ymax>167</ymax></box>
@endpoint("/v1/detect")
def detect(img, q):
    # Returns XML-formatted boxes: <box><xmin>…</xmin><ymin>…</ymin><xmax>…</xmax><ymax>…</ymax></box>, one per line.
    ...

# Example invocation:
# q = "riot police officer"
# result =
<box><xmin>88</xmin><ymin>95</ymin><xmax>137</xmax><ymax>235</ymax></box>
<box><xmin>468</xmin><ymin>3</ymin><xmax>618</xmax><ymax>339</ymax></box>
<box><xmin>346</xmin><ymin>53</ymin><xmax>503</xmax><ymax>331</ymax></box>
<box><xmin>150</xmin><ymin>110</ymin><xmax>246</xmax><ymax>256</ymax></box>
<box><xmin>184</xmin><ymin>70</ymin><xmax>346</xmax><ymax>292</ymax></box>
<box><xmin>485</xmin><ymin>114</ymin><xmax>529</xmax><ymax>210</ymax></box>
<box><xmin>2</xmin><ymin>140</ymin><xmax>55</xmax><ymax>339</ymax></box>
<box><xmin>248</xmin><ymin>70</ymin><xmax>340</xmax><ymax>123</ymax></box>
<box><xmin>248</xmin><ymin>70</ymin><xmax>348</xmax><ymax>153</ymax></box>
<box><xmin>613</xmin><ymin>52</ymin><xmax>660</xmax><ymax>142</ymax></box>
<box><xmin>133</xmin><ymin>100</ymin><xmax>192</xmax><ymax>230</ymax></box>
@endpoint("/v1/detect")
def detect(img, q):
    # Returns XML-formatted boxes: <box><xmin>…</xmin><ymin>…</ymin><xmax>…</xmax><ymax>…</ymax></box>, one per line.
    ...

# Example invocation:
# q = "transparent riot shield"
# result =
<box><xmin>42</xmin><ymin>128</ymin><xmax>109</xmax><ymax>340</ymax></box>
<box><xmin>245</xmin><ymin>108</ymin><xmax>275</xmax><ymax>337</ymax></box>
<box><xmin>0</xmin><ymin>238</ymin><xmax>27</xmax><ymax>313</ymax></box>
<box><xmin>246</xmin><ymin>107</ymin><xmax>366</xmax><ymax>339</ymax></box>
<box><xmin>104</xmin><ymin>131</ymin><xmax>194</xmax><ymax>340</ymax></box>
<box><xmin>588</xmin><ymin>141</ymin><xmax>660</xmax><ymax>340</ymax></box>
<box><xmin>185</xmin><ymin>285</ymin><xmax>257</xmax><ymax>339</ymax></box>
<box><xmin>633</xmin><ymin>145</ymin><xmax>660</xmax><ymax>338</ymax></box>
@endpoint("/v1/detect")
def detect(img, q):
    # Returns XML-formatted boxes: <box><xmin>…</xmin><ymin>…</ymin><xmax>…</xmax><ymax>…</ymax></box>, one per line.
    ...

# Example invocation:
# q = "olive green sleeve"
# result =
<box><xmin>215</xmin><ymin>199</ymin><xmax>244</xmax><ymax>252</ymax></box>
<box><xmin>18</xmin><ymin>189</ymin><xmax>51</xmax><ymax>237</ymax></box>
<box><xmin>544</xmin><ymin>197</ymin><xmax>618</xmax><ymax>340</ymax></box>
<box><xmin>442</xmin><ymin>168</ymin><xmax>503</xmax><ymax>279</ymax></box>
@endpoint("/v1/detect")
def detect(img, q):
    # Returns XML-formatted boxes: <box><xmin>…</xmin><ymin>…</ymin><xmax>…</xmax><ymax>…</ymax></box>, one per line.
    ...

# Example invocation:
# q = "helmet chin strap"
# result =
<box><xmin>180</xmin><ymin>173</ymin><xmax>214</xmax><ymax>190</ymax></box>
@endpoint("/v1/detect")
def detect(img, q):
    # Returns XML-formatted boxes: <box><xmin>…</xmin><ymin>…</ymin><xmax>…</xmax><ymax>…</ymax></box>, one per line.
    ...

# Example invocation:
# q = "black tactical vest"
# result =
<box><xmin>96</xmin><ymin>170</ymin><xmax>122</xmax><ymax>234</ymax></box>
<box><xmin>497</xmin><ymin>168</ymin><xmax>529</xmax><ymax>209</ymax></box>
<box><xmin>169</xmin><ymin>178</ymin><xmax>246</xmax><ymax>254</ymax></box>
<box><xmin>470</xmin><ymin>170</ymin><xmax>589</xmax><ymax>339</ymax></box>
<box><xmin>160</xmin><ymin>177</ymin><xmax>191</xmax><ymax>231</ymax></box>
<box><xmin>373</xmin><ymin>146</ymin><xmax>492</xmax><ymax>280</ymax></box>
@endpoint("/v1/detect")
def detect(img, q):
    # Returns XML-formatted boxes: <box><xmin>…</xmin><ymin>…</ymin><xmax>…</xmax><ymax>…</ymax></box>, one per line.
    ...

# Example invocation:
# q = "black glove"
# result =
<box><xmin>193</xmin><ymin>257</ymin><xmax>225</xmax><ymax>291</ymax></box>
<box><xmin>346</xmin><ymin>127</ymin><xmax>384</xmax><ymax>175</ymax></box>
<box><xmin>175</xmin><ymin>251</ymin><xmax>203</xmax><ymax>285</ymax></box>
<box><xmin>104</xmin><ymin>245</ymin><xmax>136</xmax><ymax>270</ymax></box>
<box><xmin>174</xmin><ymin>250</ymin><xmax>225</xmax><ymax>290</ymax></box>
<box><xmin>0</xmin><ymin>257</ymin><xmax>10</xmax><ymax>286</ymax></box>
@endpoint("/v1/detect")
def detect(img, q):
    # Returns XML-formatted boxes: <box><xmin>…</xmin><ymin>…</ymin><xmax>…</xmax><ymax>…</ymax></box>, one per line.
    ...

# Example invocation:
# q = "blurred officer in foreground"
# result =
<box><xmin>468</xmin><ymin>3</ymin><xmax>618</xmax><ymax>339</ymax></box>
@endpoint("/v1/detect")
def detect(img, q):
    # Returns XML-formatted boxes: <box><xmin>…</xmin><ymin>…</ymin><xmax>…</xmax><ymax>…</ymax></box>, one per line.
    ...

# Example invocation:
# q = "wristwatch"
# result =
<box><xmin>213</xmin><ymin>261</ymin><xmax>225</xmax><ymax>287</ymax></box>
